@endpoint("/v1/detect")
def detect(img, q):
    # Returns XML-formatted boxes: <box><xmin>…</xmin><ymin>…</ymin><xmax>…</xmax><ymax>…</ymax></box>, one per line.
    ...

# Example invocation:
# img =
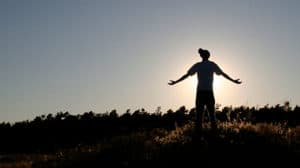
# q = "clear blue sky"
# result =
<box><xmin>1</xmin><ymin>0</ymin><xmax>300</xmax><ymax>122</ymax></box>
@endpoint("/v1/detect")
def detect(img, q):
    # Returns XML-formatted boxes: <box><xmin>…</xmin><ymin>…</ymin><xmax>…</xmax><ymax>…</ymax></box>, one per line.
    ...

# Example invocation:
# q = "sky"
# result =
<box><xmin>1</xmin><ymin>0</ymin><xmax>300</xmax><ymax>123</ymax></box>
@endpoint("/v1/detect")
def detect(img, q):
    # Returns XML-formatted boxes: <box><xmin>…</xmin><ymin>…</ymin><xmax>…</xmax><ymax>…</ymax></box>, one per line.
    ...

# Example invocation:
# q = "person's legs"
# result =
<box><xmin>196</xmin><ymin>91</ymin><xmax>205</xmax><ymax>131</ymax></box>
<box><xmin>207</xmin><ymin>91</ymin><xmax>217</xmax><ymax>129</ymax></box>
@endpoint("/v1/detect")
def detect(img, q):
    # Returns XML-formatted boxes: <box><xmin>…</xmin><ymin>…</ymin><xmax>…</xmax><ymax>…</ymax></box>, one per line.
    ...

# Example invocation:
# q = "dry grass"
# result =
<box><xmin>1</xmin><ymin>121</ymin><xmax>299</xmax><ymax>167</ymax></box>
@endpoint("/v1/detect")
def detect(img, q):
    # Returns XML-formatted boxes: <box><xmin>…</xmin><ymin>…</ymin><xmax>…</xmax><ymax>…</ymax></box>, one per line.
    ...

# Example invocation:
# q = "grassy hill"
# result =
<box><xmin>0</xmin><ymin>120</ymin><xmax>299</xmax><ymax>167</ymax></box>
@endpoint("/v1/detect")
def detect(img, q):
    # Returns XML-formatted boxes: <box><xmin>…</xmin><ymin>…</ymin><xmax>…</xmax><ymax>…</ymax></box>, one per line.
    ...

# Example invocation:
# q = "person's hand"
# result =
<box><xmin>168</xmin><ymin>80</ymin><xmax>176</xmax><ymax>85</ymax></box>
<box><xmin>234</xmin><ymin>79</ymin><xmax>242</xmax><ymax>84</ymax></box>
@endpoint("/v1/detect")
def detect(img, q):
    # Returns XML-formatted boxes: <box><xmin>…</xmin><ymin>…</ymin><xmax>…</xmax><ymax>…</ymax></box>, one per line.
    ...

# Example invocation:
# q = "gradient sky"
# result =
<box><xmin>1</xmin><ymin>0</ymin><xmax>300</xmax><ymax>122</ymax></box>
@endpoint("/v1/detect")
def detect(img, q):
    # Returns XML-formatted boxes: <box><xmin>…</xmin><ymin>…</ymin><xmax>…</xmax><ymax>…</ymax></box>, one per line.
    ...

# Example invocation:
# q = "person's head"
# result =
<box><xmin>198</xmin><ymin>48</ymin><xmax>210</xmax><ymax>60</ymax></box>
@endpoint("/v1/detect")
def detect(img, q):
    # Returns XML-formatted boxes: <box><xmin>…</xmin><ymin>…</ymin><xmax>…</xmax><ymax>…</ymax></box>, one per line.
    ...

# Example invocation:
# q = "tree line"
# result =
<box><xmin>0</xmin><ymin>103</ymin><xmax>299</xmax><ymax>154</ymax></box>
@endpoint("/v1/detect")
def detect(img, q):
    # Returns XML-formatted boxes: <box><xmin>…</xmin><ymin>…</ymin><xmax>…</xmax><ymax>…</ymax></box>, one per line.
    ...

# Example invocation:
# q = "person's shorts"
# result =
<box><xmin>196</xmin><ymin>90</ymin><xmax>215</xmax><ymax>105</ymax></box>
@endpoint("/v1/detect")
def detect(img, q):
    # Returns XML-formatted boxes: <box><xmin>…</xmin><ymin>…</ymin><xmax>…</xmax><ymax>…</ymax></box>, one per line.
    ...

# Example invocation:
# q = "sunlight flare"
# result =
<box><xmin>214</xmin><ymin>75</ymin><xmax>222</xmax><ymax>90</ymax></box>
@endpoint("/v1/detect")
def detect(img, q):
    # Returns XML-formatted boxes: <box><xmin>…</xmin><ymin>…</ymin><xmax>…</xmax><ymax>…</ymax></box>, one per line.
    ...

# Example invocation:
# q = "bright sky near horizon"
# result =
<box><xmin>1</xmin><ymin>0</ymin><xmax>300</xmax><ymax>122</ymax></box>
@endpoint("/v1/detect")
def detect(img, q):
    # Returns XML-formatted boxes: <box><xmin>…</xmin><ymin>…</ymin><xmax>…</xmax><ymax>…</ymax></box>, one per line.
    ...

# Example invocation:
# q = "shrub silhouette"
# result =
<box><xmin>0</xmin><ymin>103</ymin><xmax>299</xmax><ymax>155</ymax></box>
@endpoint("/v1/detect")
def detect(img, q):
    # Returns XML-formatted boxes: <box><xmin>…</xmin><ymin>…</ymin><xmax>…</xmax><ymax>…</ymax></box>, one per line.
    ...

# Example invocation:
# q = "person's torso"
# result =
<box><xmin>195</xmin><ymin>61</ymin><xmax>217</xmax><ymax>91</ymax></box>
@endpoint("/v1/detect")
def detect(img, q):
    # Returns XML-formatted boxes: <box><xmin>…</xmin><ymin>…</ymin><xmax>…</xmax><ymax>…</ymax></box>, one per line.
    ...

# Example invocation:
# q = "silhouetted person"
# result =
<box><xmin>168</xmin><ymin>48</ymin><xmax>242</xmax><ymax>130</ymax></box>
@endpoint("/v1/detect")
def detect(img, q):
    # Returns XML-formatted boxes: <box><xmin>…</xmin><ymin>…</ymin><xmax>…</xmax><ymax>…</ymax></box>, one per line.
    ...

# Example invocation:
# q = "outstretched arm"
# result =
<box><xmin>168</xmin><ymin>73</ymin><xmax>189</xmax><ymax>85</ymax></box>
<box><xmin>221</xmin><ymin>72</ymin><xmax>242</xmax><ymax>84</ymax></box>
